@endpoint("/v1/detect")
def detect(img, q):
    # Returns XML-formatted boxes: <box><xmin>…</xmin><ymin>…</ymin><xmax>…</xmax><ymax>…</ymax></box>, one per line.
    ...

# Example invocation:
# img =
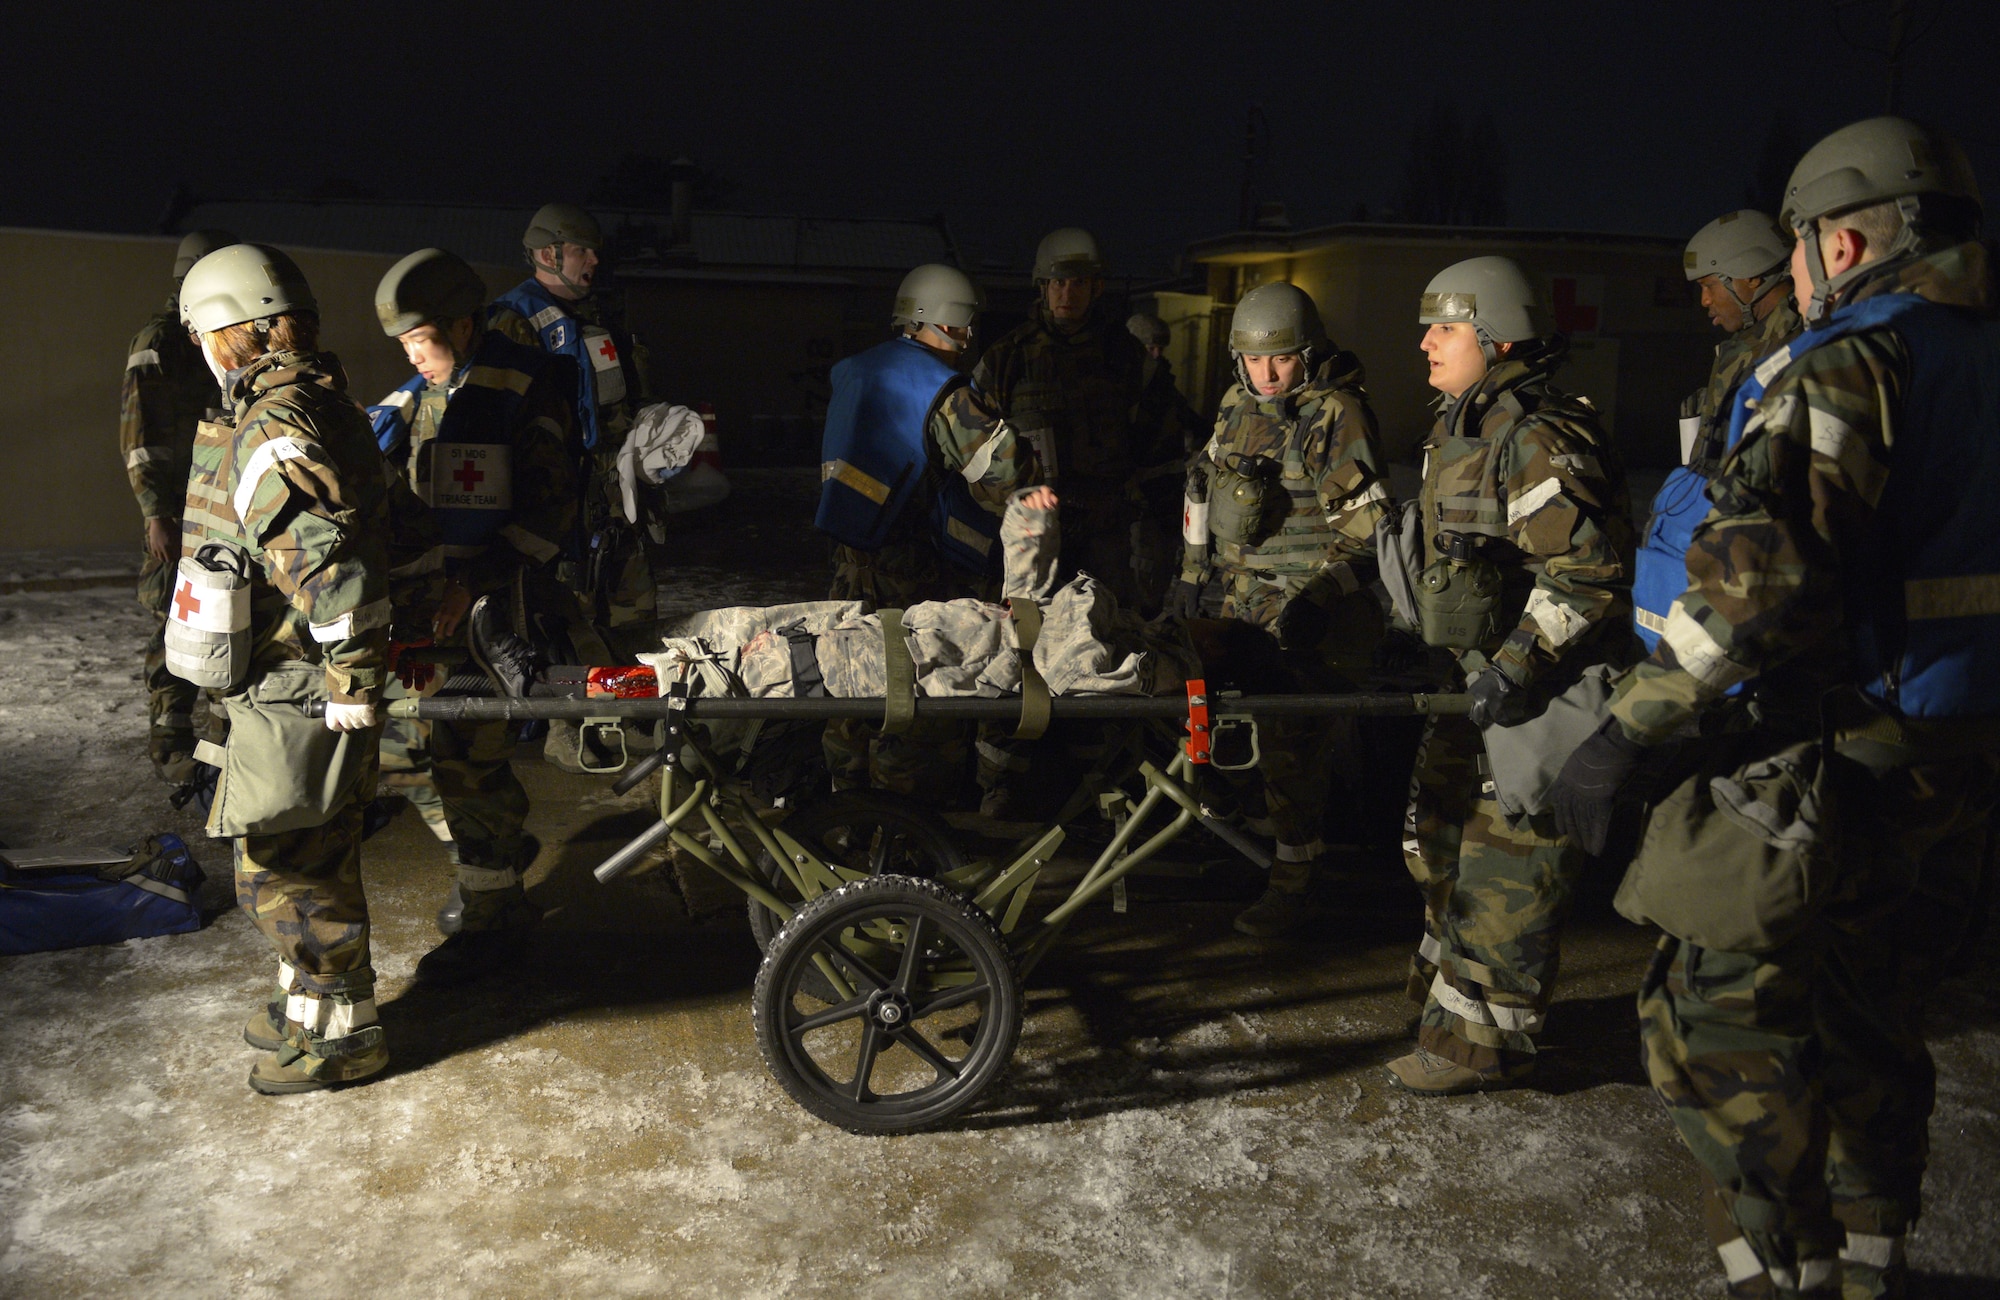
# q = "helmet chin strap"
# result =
<box><xmin>1800</xmin><ymin>196</ymin><xmax>1932</xmax><ymax>324</ymax></box>
<box><xmin>540</xmin><ymin>245</ymin><xmax>591</xmax><ymax>299</ymax></box>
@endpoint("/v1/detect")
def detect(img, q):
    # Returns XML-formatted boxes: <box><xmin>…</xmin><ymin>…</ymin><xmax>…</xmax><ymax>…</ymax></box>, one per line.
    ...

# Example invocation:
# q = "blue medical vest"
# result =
<box><xmin>489</xmin><ymin>279</ymin><xmax>614</xmax><ymax>451</ymax></box>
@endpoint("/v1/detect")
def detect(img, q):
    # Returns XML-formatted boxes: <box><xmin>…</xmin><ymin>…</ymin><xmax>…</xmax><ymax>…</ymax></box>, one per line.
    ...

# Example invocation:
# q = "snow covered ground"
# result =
<box><xmin>3</xmin><ymin>474</ymin><xmax>1997</xmax><ymax>1298</ymax></box>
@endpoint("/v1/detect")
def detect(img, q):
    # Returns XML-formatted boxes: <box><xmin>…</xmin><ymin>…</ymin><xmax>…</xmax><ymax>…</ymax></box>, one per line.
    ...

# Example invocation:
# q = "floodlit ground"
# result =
<box><xmin>4</xmin><ymin>471</ymin><xmax>1998</xmax><ymax>1299</ymax></box>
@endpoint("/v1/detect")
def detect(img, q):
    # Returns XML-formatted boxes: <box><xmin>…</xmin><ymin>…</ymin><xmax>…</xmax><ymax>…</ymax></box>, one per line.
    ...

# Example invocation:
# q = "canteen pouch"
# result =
<box><xmin>1414</xmin><ymin>534</ymin><xmax>1504</xmax><ymax>650</ymax></box>
<box><xmin>1206</xmin><ymin>455</ymin><xmax>1281</xmax><ymax>546</ymax></box>
<box><xmin>1613</xmin><ymin>736</ymin><xmax>1840</xmax><ymax>953</ymax></box>
<box><xmin>163</xmin><ymin>541</ymin><xmax>252</xmax><ymax>689</ymax></box>
<box><xmin>209</xmin><ymin>663</ymin><xmax>377</xmax><ymax>838</ymax></box>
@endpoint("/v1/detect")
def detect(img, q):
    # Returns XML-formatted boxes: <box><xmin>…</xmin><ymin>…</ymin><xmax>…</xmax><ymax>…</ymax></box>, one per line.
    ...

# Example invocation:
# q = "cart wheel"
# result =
<box><xmin>753</xmin><ymin>874</ymin><xmax>1020</xmax><ymax>1134</ymax></box>
<box><xmin>747</xmin><ymin>790</ymin><xmax>965</xmax><ymax>953</ymax></box>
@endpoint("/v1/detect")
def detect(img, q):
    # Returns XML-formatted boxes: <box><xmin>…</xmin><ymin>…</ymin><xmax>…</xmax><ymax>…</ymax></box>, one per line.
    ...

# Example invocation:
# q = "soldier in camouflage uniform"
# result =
<box><xmin>817</xmin><ymin>263</ymin><xmax>986</xmax><ymax>802</ymax></box>
<box><xmin>120</xmin><ymin>228</ymin><xmax>233</xmax><ymax>779</ymax></box>
<box><xmin>1174</xmin><ymin>282</ymin><xmax>1391</xmax><ymax>937</ymax></box>
<box><xmin>366</xmin><ymin>248</ymin><xmax>579</xmax><ymax>985</ymax></box>
<box><xmin>173</xmin><ymin>244</ymin><xmax>392</xmax><ymax>1094</ymax></box>
<box><xmin>1389</xmin><ymin>256</ymin><xmax>1635</xmax><ymax>1096</ymax></box>
<box><xmin>1551</xmin><ymin>118</ymin><xmax>1999</xmax><ymax>1300</ymax></box>
<box><xmin>1680</xmin><ymin>210</ymin><xmax>1805</xmax><ymax>470</ymax></box>
<box><xmin>937</xmin><ymin>228</ymin><xmax>1191</xmax><ymax>813</ymax></box>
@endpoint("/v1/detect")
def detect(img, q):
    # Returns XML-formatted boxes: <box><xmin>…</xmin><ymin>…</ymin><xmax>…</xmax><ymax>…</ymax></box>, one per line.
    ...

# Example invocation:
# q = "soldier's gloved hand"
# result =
<box><xmin>1274</xmin><ymin>593</ymin><xmax>1331</xmax><ymax>651</ymax></box>
<box><xmin>1548</xmin><ymin>718</ymin><xmax>1649</xmax><ymax>856</ymax></box>
<box><xmin>1169</xmin><ymin>579</ymin><xmax>1203</xmax><ymax>620</ymax></box>
<box><xmin>323</xmin><ymin>701</ymin><xmax>380</xmax><ymax>733</ymax></box>
<box><xmin>1373</xmin><ymin>627</ymin><xmax>1430</xmax><ymax>674</ymax></box>
<box><xmin>1465</xmin><ymin>667</ymin><xmax>1530</xmax><ymax>729</ymax></box>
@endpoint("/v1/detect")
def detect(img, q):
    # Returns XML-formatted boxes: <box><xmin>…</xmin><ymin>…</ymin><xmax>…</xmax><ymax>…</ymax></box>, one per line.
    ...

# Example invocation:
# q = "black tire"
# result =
<box><xmin>752</xmin><ymin>875</ymin><xmax>1021</xmax><ymax>1134</ymax></box>
<box><xmin>746</xmin><ymin>790</ymin><xmax>965</xmax><ymax>953</ymax></box>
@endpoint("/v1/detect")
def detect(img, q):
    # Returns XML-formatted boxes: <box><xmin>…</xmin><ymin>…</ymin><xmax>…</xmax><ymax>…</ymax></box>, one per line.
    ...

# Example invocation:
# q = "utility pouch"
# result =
<box><xmin>209</xmin><ymin>663</ymin><xmax>377</xmax><ymax>838</ymax></box>
<box><xmin>1207</xmin><ymin>455</ymin><xmax>1280</xmax><ymax>546</ymax></box>
<box><xmin>164</xmin><ymin>541</ymin><xmax>253</xmax><ymax>689</ymax></box>
<box><xmin>1613</xmin><ymin>735</ymin><xmax>1841</xmax><ymax>953</ymax></box>
<box><xmin>1414</xmin><ymin>533</ymin><xmax>1503</xmax><ymax>649</ymax></box>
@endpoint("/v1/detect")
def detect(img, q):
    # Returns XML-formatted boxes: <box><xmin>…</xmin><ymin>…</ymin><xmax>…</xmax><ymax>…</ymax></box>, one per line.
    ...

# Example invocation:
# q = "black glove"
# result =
<box><xmin>1275</xmin><ymin>594</ymin><xmax>1331</xmax><ymax>650</ymax></box>
<box><xmin>1373</xmin><ymin>627</ymin><xmax>1431</xmax><ymax>674</ymax></box>
<box><xmin>1547</xmin><ymin>718</ymin><xmax>1650</xmax><ymax>856</ymax></box>
<box><xmin>1169</xmin><ymin>579</ymin><xmax>1203</xmax><ymax>620</ymax></box>
<box><xmin>1465</xmin><ymin>667</ymin><xmax>1531</xmax><ymax>729</ymax></box>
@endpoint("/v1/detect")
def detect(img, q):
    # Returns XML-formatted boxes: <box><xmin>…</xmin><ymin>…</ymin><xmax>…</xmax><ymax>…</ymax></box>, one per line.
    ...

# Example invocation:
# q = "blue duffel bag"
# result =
<box><xmin>0</xmin><ymin>835</ymin><xmax>206</xmax><ymax>956</ymax></box>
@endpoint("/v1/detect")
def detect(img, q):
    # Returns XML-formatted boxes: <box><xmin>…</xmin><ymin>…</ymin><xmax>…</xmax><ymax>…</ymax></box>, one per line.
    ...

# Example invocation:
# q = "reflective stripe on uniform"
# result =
<box><xmin>1663</xmin><ymin>603</ymin><xmax>1752</xmax><ymax>690</ymax></box>
<box><xmin>1418</xmin><ymin>933</ymin><xmax>1442</xmax><ymax>966</ymax></box>
<box><xmin>126</xmin><ymin>348</ymin><xmax>161</xmax><ymax>370</ymax></box>
<box><xmin>232</xmin><ymin>436</ymin><xmax>317</xmax><ymax>519</ymax></box>
<box><xmin>286</xmin><ymin>991</ymin><xmax>378</xmax><ymax>1037</ymax></box>
<box><xmin>455</xmin><ymin>863</ymin><xmax>522</xmax><ymax>892</ymax></box>
<box><xmin>1430</xmin><ymin>972</ymin><xmax>1543</xmax><ymax>1033</ymax></box>
<box><xmin>1841</xmin><ymin>1232</ymin><xmax>1904</xmax><ymax>1270</ymax></box>
<box><xmin>975</xmin><ymin>739</ymin><xmax>1029</xmax><ymax>770</ymax></box>
<box><xmin>528</xmin><ymin>305</ymin><xmax>566</xmax><ymax>332</ymax></box>
<box><xmin>277</xmin><ymin>960</ymin><xmax>298</xmax><ymax>992</ymax></box>
<box><xmin>1634</xmin><ymin>606</ymin><xmax>1667</xmax><ymax>635</ymax></box>
<box><xmin>309</xmin><ymin>597</ymin><xmax>391</xmax><ymax>644</ymax></box>
<box><xmin>1716</xmin><ymin>1238</ymin><xmax>1763</xmax><ymax>1285</ymax></box>
<box><xmin>945</xmin><ymin>514</ymin><xmax>995</xmax><ymax>555</ymax></box>
<box><xmin>1273</xmin><ymin>839</ymin><xmax>1323</xmax><ymax>863</ymax></box>
<box><xmin>464</xmin><ymin>364</ymin><xmax>535</xmax><ymax>396</ymax></box>
<box><xmin>125</xmin><ymin>446</ymin><xmax>174</xmax><ymax>467</ymax></box>
<box><xmin>1769</xmin><ymin>1260</ymin><xmax>1837</xmax><ymax>1293</ymax></box>
<box><xmin>500</xmin><ymin>523</ymin><xmax>561</xmax><ymax>564</ymax></box>
<box><xmin>1525</xmin><ymin>587</ymin><xmax>1589</xmax><ymax>646</ymax></box>
<box><xmin>379</xmin><ymin>388</ymin><xmax>417</xmax><ymax>413</ymax></box>
<box><xmin>1905</xmin><ymin>572</ymin><xmax>2000</xmax><ymax>620</ymax></box>
<box><xmin>1506</xmin><ymin>477</ymin><xmax>1565</xmax><ymax>526</ymax></box>
<box><xmin>821</xmin><ymin>458</ymin><xmax>892</xmax><ymax>504</ymax></box>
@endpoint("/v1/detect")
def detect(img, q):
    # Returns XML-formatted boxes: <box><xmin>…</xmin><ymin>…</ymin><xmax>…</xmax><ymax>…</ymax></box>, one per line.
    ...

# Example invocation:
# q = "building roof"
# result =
<box><xmin>1184</xmin><ymin>221</ymin><xmax>1683</xmax><ymax>266</ymax></box>
<box><xmin>175</xmin><ymin>199</ymin><xmax>957</xmax><ymax>274</ymax></box>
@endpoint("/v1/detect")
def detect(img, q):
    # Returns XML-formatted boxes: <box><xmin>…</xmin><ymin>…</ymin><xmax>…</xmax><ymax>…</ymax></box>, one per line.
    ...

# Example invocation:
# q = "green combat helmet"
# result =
<box><xmin>1032</xmin><ymin>227</ymin><xmax>1104</xmax><ymax>281</ymax></box>
<box><xmin>1227</xmin><ymin>282</ymin><xmax>1327</xmax><ymax>390</ymax></box>
<box><xmin>375</xmin><ymin>248</ymin><xmax>487</xmax><ymax>337</ymax></box>
<box><xmin>172</xmin><ymin>228</ymin><xmax>238</xmax><ymax>280</ymax></box>
<box><xmin>1418</xmin><ymin>255</ymin><xmax>1547</xmax><ymax>360</ymax></box>
<box><xmin>890</xmin><ymin>263</ymin><xmax>983</xmax><ymax>330</ymax></box>
<box><xmin>1781</xmin><ymin>116</ymin><xmax>1984</xmax><ymax>321</ymax></box>
<box><xmin>179</xmin><ymin>243</ymin><xmax>317</xmax><ymax>333</ymax></box>
<box><xmin>1683</xmin><ymin>210</ymin><xmax>1790</xmax><ymax>320</ymax></box>
<box><xmin>522</xmin><ymin>202</ymin><xmax>604</xmax><ymax>252</ymax></box>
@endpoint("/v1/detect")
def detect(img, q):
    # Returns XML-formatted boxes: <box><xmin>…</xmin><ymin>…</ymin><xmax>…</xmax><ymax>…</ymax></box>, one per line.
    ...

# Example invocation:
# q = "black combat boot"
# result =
<box><xmin>466</xmin><ymin>594</ymin><xmax>545</xmax><ymax>698</ymax></box>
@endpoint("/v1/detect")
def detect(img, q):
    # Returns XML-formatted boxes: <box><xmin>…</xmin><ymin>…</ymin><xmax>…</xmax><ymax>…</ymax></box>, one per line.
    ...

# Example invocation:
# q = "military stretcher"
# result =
<box><xmin>381</xmin><ymin>667</ymin><xmax>1469</xmax><ymax>1134</ymax></box>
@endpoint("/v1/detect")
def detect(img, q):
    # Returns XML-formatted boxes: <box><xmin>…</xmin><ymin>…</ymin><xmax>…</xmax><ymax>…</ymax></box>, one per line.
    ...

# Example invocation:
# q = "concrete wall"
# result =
<box><xmin>1186</xmin><ymin>233</ymin><xmax>1714</xmax><ymax>465</ymax></box>
<box><xmin>0</xmin><ymin>229</ymin><xmax>513</xmax><ymax>548</ymax></box>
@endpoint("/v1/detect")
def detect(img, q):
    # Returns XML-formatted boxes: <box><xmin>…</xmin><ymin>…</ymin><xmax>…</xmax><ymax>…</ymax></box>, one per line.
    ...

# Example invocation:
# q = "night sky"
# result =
<box><xmin>7</xmin><ymin>2</ymin><xmax>1994</xmax><ymax>278</ymax></box>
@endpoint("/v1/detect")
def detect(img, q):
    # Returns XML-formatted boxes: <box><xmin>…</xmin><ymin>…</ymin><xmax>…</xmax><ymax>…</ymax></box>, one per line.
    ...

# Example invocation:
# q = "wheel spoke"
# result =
<box><xmin>894</xmin><ymin>915</ymin><xmax>930</xmax><ymax>991</ymax></box>
<box><xmin>787</xmin><ymin>994</ymin><xmax>869</xmax><ymax>1036</ymax></box>
<box><xmin>849</xmin><ymin>1020</ymin><xmax>883</xmax><ymax>1101</ymax></box>
<box><xmin>910</xmin><ymin>981</ymin><xmax>989</xmax><ymax>1018</ymax></box>
<box><xmin>890</xmin><ymin>1024</ymin><xmax>963</xmax><ymax>1080</ymax></box>
<box><xmin>816</xmin><ymin>936</ymin><xmax>895</xmax><ymax>993</ymax></box>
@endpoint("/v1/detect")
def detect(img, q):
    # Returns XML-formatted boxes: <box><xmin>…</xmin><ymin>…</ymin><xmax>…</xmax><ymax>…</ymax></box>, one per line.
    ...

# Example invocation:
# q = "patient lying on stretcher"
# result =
<box><xmin>646</xmin><ymin>487</ymin><xmax>1290</xmax><ymax>701</ymax></box>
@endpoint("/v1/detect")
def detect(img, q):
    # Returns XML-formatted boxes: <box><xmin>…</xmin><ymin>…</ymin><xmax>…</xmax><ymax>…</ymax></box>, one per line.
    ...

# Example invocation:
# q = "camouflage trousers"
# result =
<box><xmin>1638</xmin><ymin>746</ymin><xmax>2000</xmax><ymax>1299</ymax></box>
<box><xmin>593</xmin><ymin>446</ymin><xmax>656</xmax><ymax>632</ymax></box>
<box><xmin>378</xmin><ymin>691</ymin><xmax>530</xmax><ymax>871</ymax></box>
<box><xmin>825</xmin><ymin>537</ymin><xmax>975</xmax><ymax>805</ymax></box>
<box><xmin>236</xmin><ymin>798</ymin><xmax>382</xmax><ymax>1064</ymax></box>
<box><xmin>138</xmin><ymin>552</ymin><xmax>200</xmax><ymax>767</ymax></box>
<box><xmin>1402</xmin><ymin>712</ymin><xmax>1584</xmax><ymax>1071</ymax></box>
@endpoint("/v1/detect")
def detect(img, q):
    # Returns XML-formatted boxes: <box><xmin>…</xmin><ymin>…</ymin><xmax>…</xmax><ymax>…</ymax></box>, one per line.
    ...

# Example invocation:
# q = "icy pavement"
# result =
<box><xmin>4</xmin><ymin>486</ymin><xmax>1998</xmax><ymax>1298</ymax></box>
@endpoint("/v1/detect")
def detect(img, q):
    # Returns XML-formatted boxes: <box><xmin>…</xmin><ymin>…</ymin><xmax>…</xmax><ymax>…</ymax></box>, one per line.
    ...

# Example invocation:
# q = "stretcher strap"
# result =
<box><xmin>879</xmin><ymin>608</ymin><xmax>916</xmax><ymax>735</ymax></box>
<box><xmin>1008</xmin><ymin>600</ymin><xmax>1051</xmax><ymax>740</ymax></box>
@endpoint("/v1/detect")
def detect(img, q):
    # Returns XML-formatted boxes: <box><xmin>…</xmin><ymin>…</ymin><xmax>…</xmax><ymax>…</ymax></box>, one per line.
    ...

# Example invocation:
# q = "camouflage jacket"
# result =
<box><xmin>119</xmin><ymin>299</ymin><xmax>218</xmax><ymax>522</ymax></box>
<box><xmin>1421</xmin><ymin>348</ymin><xmax>1635</xmax><ymax>688</ymax></box>
<box><xmin>939</xmin><ymin>301</ymin><xmax>1180</xmax><ymax>500</ymax></box>
<box><xmin>181</xmin><ymin>350</ymin><xmax>391</xmax><ymax>706</ymax></box>
<box><xmin>1179</xmin><ymin>351</ymin><xmax>1390</xmax><ymax>613</ymax></box>
<box><xmin>387</xmin><ymin>354</ymin><xmax>578</xmax><ymax>597</ymax></box>
<box><xmin>1612</xmin><ymin>241</ymin><xmax>1994</xmax><ymax>742</ymax></box>
<box><xmin>1680</xmin><ymin>293</ymin><xmax>1802</xmax><ymax>470</ymax></box>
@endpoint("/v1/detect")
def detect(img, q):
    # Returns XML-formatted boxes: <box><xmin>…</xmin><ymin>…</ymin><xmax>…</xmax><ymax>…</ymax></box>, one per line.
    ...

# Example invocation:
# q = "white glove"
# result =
<box><xmin>323</xmin><ymin>701</ymin><xmax>379</xmax><ymax>732</ymax></box>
